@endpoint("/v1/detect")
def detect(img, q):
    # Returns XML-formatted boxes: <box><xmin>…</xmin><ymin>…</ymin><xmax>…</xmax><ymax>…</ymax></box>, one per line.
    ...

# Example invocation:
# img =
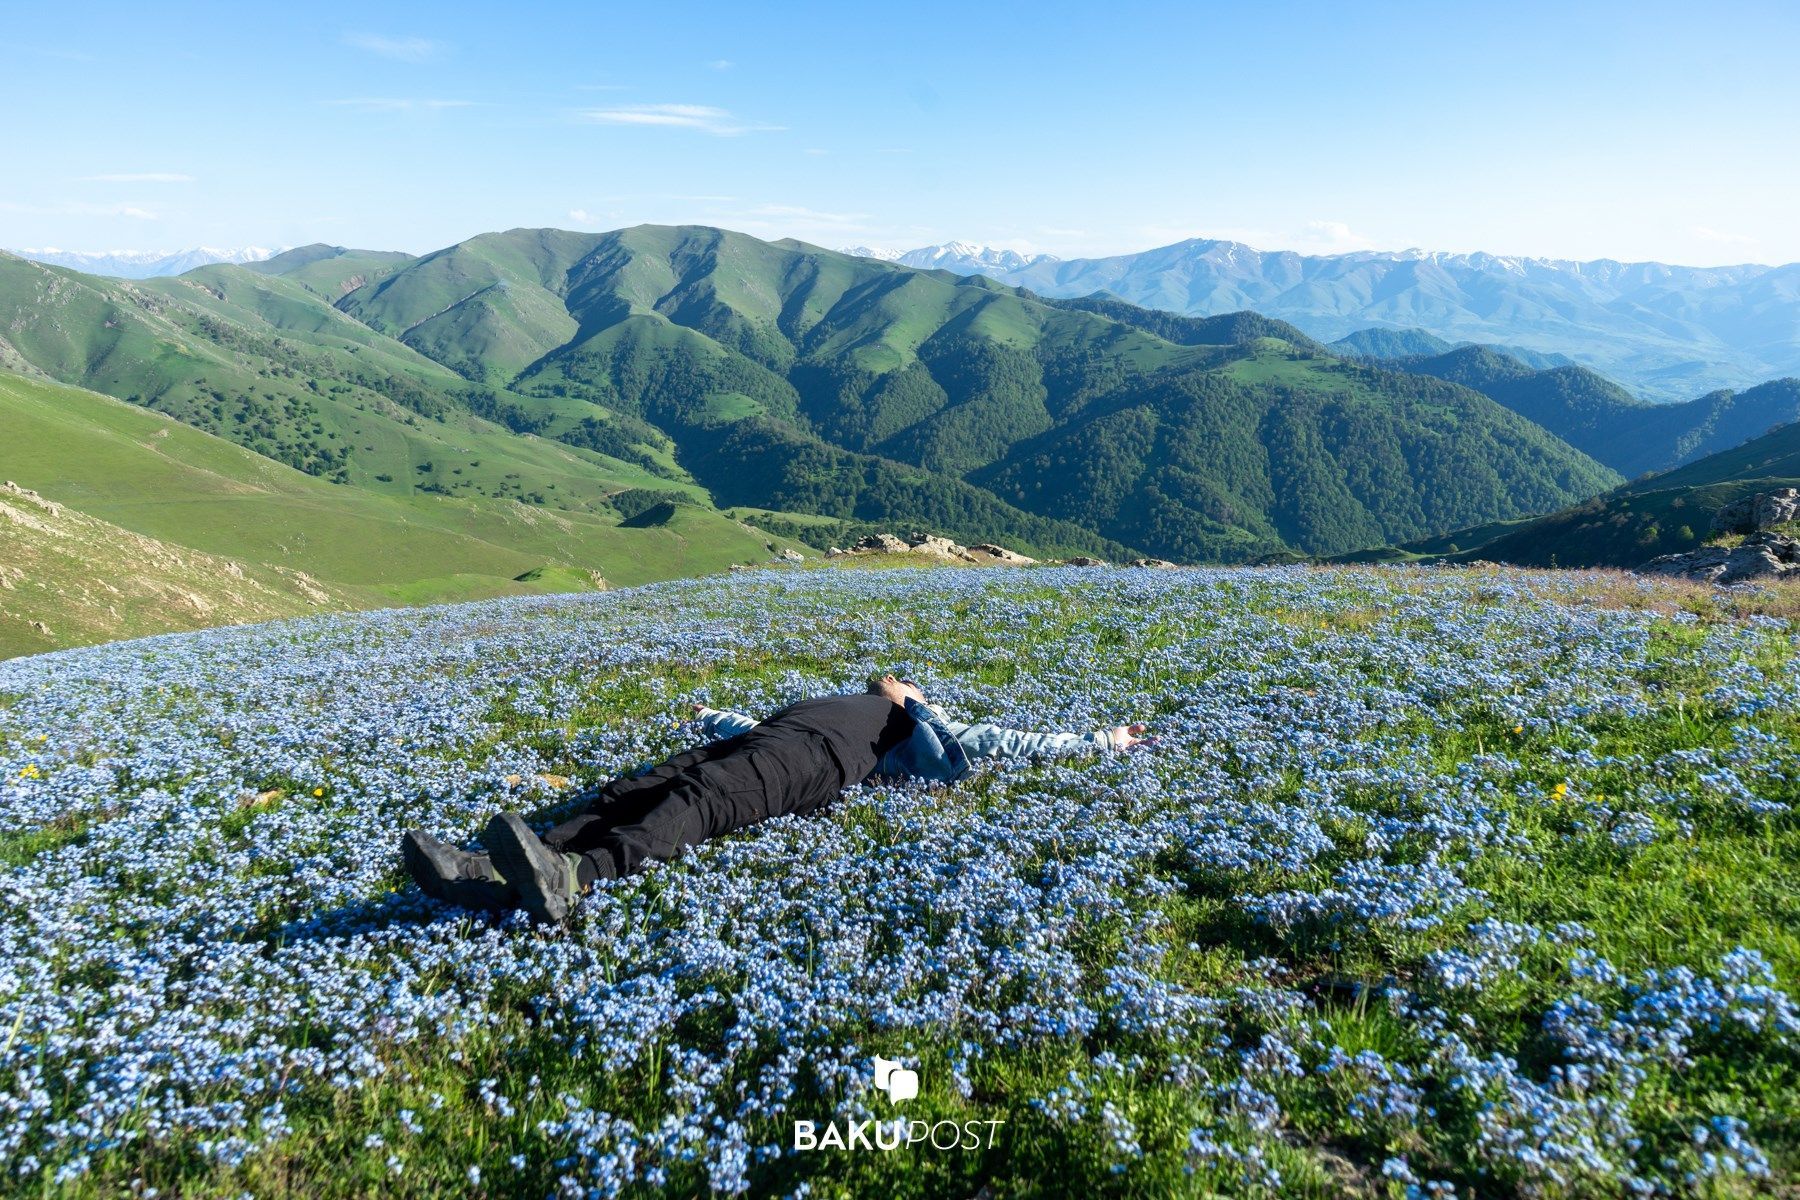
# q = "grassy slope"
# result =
<box><xmin>0</xmin><ymin>481</ymin><xmax>342</xmax><ymax>658</ymax></box>
<box><xmin>0</xmin><ymin>251</ymin><xmax>681</xmax><ymax>512</ymax></box>
<box><xmin>0</xmin><ymin>371</ymin><xmax>801</xmax><ymax>655</ymax></box>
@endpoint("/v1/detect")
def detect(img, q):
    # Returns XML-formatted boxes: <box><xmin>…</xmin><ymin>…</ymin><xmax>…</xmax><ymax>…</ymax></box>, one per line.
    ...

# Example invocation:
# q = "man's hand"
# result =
<box><xmin>1107</xmin><ymin>723</ymin><xmax>1151</xmax><ymax>751</ymax></box>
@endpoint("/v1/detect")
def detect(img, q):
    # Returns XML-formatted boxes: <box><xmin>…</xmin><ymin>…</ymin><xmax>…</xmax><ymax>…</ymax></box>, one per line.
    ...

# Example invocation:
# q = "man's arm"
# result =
<box><xmin>939</xmin><ymin>709</ymin><xmax>1150</xmax><ymax>759</ymax></box>
<box><xmin>692</xmin><ymin>704</ymin><xmax>760</xmax><ymax>738</ymax></box>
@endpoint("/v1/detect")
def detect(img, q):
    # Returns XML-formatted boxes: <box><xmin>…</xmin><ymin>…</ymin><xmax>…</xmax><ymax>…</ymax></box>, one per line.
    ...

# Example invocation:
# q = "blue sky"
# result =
<box><xmin>4</xmin><ymin>0</ymin><xmax>1798</xmax><ymax>264</ymax></box>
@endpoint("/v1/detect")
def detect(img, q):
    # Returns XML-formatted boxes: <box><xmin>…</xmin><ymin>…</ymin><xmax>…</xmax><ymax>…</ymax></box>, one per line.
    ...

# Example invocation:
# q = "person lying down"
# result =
<box><xmin>402</xmin><ymin>674</ymin><xmax>1150</xmax><ymax>924</ymax></box>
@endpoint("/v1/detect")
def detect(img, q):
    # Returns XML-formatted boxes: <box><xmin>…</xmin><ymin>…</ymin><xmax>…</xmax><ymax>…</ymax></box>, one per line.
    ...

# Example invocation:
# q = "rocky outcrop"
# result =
<box><xmin>966</xmin><ymin>543</ymin><xmax>1035</xmax><ymax>566</ymax></box>
<box><xmin>1710</xmin><ymin>488</ymin><xmax>1800</xmax><ymax>536</ymax></box>
<box><xmin>1062</xmin><ymin>557</ymin><xmax>1109</xmax><ymax>568</ymax></box>
<box><xmin>1640</xmin><ymin>531</ymin><xmax>1800</xmax><ymax>585</ymax></box>
<box><xmin>1128</xmin><ymin>558</ymin><xmax>1179</xmax><ymax>569</ymax></box>
<box><xmin>826</xmin><ymin>532</ymin><xmax>1036</xmax><ymax>566</ymax></box>
<box><xmin>2</xmin><ymin>481</ymin><xmax>60</xmax><ymax>516</ymax></box>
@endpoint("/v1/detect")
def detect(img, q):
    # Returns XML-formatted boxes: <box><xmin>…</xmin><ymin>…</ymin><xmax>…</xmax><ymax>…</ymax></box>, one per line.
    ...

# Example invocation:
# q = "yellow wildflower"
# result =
<box><xmin>1512</xmin><ymin>725</ymin><xmax>1524</xmax><ymax>735</ymax></box>
<box><xmin>312</xmin><ymin>787</ymin><xmax>326</xmax><ymax>797</ymax></box>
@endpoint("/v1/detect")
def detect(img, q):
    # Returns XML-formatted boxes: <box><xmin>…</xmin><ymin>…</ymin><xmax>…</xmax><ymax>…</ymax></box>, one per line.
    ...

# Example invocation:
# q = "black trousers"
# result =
<box><xmin>540</xmin><ymin>731</ymin><xmax>843</xmax><ymax>882</ymax></box>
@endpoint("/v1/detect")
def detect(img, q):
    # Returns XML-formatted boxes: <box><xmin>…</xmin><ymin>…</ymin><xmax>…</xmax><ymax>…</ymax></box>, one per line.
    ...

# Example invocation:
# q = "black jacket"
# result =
<box><xmin>739</xmin><ymin>694</ymin><xmax>917</xmax><ymax>790</ymax></box>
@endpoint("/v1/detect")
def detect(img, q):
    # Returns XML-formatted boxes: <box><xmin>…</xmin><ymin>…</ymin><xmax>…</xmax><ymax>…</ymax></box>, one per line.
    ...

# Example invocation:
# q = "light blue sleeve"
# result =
<box><xmin>696</xmin><ymin>706</ymin><xmax>760</xmax><ymax>738</ymax></box>
<box><xmin>937</xmin><ymin>709</ymin><xmax>1112</xmax><ymax>759</ymax></box>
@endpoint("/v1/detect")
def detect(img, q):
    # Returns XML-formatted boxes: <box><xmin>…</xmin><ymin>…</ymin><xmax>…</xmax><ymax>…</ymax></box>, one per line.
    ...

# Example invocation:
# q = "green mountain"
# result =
<box><xmin>1330</xmin><ymin>327</ymin><xmax>1455</xmax><ymax>359</ymax></box>
<box><xmin>0</xmin><ymin>369</ymin><xmax>800</xmax><ymax>656</ymax></box>
<box><xmin>1378</xmin><ymin>345</ymin><xmax>1800</xmax><ymax>478</ymax></box>
<box><xmin>1350</xmin><ymin>418</ymin><xmax>1800</xmax><ymax>569</ymax></box>
<box><xmin>321</xmin><ymin>225</ymin><xmax>1618</xmax><ymax>561</ymax></box>
<box><xmin>0</xmin><ymin>227</ymin><xmax>1624</xmax><ymax>575</ymax></box>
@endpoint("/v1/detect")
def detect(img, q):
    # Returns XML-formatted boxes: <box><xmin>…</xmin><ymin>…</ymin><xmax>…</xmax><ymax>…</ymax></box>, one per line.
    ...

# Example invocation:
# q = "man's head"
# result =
<box><xmin>868</xmin><ymin>673</ymin><xmax>926</xmax><ymax>707</ymax></box>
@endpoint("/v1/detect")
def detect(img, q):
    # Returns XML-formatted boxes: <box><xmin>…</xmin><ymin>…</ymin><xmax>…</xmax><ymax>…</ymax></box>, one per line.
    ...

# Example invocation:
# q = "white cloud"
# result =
<box><xmin>576</xmin><ymin>103</ymin><xmax>782</xmax><ymax>136</ymax></box>
<box><xmin>323</xmin><ymin>98</ymin><xmax>475</xmax><ymax>112</ymax></box>
<box><xmin>707</xmin><ymin>59</ymin><xmax>734</xmax><ymax>70</ymax></box>
<box><xmin>343</xmin><ymin>33</ymin><xmax>443</xmax><ymax>62</ymax></box>
<box><xmin>745</xmin><ymin>204</ymin><xmax>871</xmax><ymax>227</ymax></box>
<box><xmin>568</xmin><ymin>209</ymin><xmax>595</xmax><ymax>224</ymax></box>
<box><xmin>1692</xmin><ymin>225</ymin><xmax>1757</xmax><ymax>246</ymax></box>
<box><xmin>804</xmin><ymin>148</ymin><xmax>829</xmax><ymax>156</ymax></box>
<box><xmin>77</xmin><ymin>173</ymin><xmax>194</xmax><ymax>183</ymax></box>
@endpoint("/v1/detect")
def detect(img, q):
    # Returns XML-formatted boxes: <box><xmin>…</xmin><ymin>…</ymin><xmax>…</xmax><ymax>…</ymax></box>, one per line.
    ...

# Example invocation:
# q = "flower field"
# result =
<box><xmin>0</xmin><ymin>564</ymin><xmax>1796</xmax><ymax>1198</ymax></box>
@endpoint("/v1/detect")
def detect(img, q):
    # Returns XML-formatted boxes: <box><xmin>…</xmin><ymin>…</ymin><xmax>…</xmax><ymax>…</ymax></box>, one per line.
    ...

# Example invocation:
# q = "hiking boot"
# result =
<box><xmin>483</xmin><ymin>812</ymin><xmax>582</xmax><ymax>925</ymax></box>
<box><xmin>402</xmin><ymin>828</ymin><xmax>518</xmax><ymax>912</ymax></box>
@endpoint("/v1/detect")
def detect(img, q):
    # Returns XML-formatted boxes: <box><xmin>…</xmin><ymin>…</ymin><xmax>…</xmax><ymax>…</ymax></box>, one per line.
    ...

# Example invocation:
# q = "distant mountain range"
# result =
<box><xmin>847</xmin><ymin>240</ymin><xmax>1800</xmax><ymax>402</ymax></box>
<box><xmin>6</xmin><ymin>245</ymin><xmax>282</xmax><ymax>278</ymax></box>
<box><xmin>0</xmin><ymin>229</ymin><xmax>1622</xmax><ymax>576</ymax></box>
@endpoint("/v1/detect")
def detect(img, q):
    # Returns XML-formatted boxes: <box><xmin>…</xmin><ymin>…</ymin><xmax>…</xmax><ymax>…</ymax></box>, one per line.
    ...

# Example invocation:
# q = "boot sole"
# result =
<box><xmin>401</xmin><ymin>829</ymin><xmax>458</xmax><ymax>903</ymax></box>
<box><xmin>403</xmin><ymin>829</ymin><xmax>519</xmax><ymax>913</ymax></box>
<box><xmin>484</xmin><ymin>813</ymin><xmax>573</xmax><ymax>925</ymax></box>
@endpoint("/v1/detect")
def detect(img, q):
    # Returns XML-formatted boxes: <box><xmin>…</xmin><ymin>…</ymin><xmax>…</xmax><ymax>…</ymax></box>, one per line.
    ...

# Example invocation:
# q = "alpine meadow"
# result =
<box><xmin>4</xmin><ymin>3</ymin><xmax>1800</xmax><ymax>1198</ymax></box>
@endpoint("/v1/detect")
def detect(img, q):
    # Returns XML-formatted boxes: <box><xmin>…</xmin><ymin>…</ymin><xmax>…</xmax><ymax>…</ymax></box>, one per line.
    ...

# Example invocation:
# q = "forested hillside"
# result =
<box><xmin>1352</xmin><ymin>418</ymin><xmax>1800</xmax><ymax>569</ymax></box>
<box><xmin>1359</xmin><ymin>344</ymin><xmax>1800</xmax><ymax>478</ymax></box>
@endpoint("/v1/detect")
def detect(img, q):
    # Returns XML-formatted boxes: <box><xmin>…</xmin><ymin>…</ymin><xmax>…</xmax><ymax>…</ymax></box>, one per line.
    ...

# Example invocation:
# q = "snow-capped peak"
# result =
<box><xmin>838</xmin><ymin>245</ymin><xmax>902</xmax><ymax>261</ymax></box>
<box><xmin>840</xmin><ymin>241</ymin><xmax>1062</xmax><ymax>275</ymax></box>
<box><xmin>7</xmin><ymin>245</ymin><xmax>284</xmax><ymax>278</ymax></box>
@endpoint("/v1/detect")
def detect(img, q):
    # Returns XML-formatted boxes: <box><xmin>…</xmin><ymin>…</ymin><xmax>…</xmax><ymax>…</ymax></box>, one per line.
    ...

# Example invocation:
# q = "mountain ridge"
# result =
<box><xmin>846</xmin><ymin>238</ymin><xmax>1800</xmax><ymax>401</ymax></box>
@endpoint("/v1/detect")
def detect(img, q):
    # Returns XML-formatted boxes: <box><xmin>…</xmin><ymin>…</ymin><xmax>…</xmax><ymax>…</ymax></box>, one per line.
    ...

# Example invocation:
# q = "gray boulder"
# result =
<box><xmin>1640</xmin><ymin>531</ymin><xmax>1800</xmax><ymax>585</ymax></box>
<box><xmin>1710</xmin><ymin>488</ymin><xmax>1800</xmax><ymax>536</ymax></box>
<box><xmin>852</xmin><ymin>533</ymin><xmax>912</xmax><ymax>554</ymax></box>
<box><xmin>904</xmin><ymin>533</ymin><xmax>974</xmax><ymax>562</ymax></box>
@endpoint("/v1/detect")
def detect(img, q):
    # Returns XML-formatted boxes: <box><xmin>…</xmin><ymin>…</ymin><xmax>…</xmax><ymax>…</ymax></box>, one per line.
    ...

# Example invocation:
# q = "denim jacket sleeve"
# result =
<box><xmin>695</xmin><ymin>706</ymin><xmax>760</xmax><ymax>739</ymax></box>
<box><xmin>939</xmin><ymin>712</ymin><xmax>1111</xmax><ymax>759</ymax></box>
